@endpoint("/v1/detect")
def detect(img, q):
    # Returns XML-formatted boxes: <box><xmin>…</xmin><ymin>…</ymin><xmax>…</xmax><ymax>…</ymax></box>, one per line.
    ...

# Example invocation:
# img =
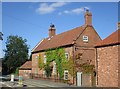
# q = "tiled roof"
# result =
<box><xmin>19</xmin><ymin>61</ymin><xmax>32</xmax><ymax>69</ymax></box>
<box><xmin>95</xmin><ymin>30</ymin><xmax>120</xmax><ymax>47</ymax></box>
<box><xmin>32</xmin><ymin>25</ymin><xmax>89</xmax><ymax>52</ymax></box>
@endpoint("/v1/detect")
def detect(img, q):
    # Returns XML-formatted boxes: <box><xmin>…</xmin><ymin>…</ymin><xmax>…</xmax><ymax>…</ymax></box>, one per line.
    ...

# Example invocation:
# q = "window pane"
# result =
<box><xmin>83</xmin><ymin>35</ymin><xmax>88</xmax><ymax>42</ymax></box>
<box><xmin>44</xmin><ymin>55</ymin><xmax>46</xmax><ymax>64</ymax></box>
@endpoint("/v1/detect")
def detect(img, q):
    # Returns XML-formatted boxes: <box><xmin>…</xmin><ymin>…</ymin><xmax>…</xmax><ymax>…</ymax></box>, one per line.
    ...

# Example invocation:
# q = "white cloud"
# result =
<box><xmin>51</xmin><ymin>2</ymin><xmax>67</xmax><ymax>7</ymax></box>
<box><xmin>58</xmin><ymin>7</ymin><xmax>90</xmax><ymax>15</ymax></box>
<box><xmin>36</xmin><ymin>2</ymin><xmax>67</xmax><ymax>14</ymax></box>
<box><xmin>71</xmin><ymin>8</ymin><xmax>84</xmax><ymax>14</ymax></box>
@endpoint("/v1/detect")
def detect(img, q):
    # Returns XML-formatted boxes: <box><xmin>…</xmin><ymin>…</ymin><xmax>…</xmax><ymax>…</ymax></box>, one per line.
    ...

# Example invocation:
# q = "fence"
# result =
<box><xmin>29</xmin><ymin>73</ymin><xmax>69</xmax><ymax>83</ymax></box>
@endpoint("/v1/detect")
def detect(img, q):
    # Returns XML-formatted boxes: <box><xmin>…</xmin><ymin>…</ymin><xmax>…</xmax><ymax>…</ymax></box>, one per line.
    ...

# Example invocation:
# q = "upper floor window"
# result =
<box><xmin>44</xmin><ymin>55</ymin><xmax>46</xmax><ymax>64</ymax></box>
<box><xmin>83</xmin><ymin>35</ymin><xmax>88</xmax><ymax>42</ymax></box>
<box><xmin>35</xmin><ymin>55</ymin><xmax>38</xmax><ymax>60</ymax></box>
<box><xmin>65</xmin><ymin>52</ymin><xmax>69</xmax><ymax>60</ymax></box>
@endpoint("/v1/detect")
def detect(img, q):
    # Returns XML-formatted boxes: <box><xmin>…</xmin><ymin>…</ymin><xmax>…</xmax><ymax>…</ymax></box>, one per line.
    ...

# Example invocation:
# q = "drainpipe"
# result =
<box><xmin>72</xmin><ymin>40</ymin><xmax>76</xmax><ymax>85</ymax></box>
<box><xmin>95</xmin><ymin>48</ymin><xmax>98</xmax><ymax>86</ymax></box>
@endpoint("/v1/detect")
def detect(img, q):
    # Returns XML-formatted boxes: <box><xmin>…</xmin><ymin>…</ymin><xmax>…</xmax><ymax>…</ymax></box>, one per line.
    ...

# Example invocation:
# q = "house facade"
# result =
<box><xmin>31</xmin><ymin>10</ymin><xmax>101</xmax><ymax>86</ymax></box>
<box><xmin>95</xmin><ymin>23</ymin><xmax>120</xmax><ymax>87</ymax></box>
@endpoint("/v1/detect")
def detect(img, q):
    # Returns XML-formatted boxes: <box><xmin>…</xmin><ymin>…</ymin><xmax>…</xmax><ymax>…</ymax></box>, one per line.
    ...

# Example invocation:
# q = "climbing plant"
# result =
<box><xmin>55</xmin><ymin>48</ymin><xmax>66</xmax><ymax>79</ymax></box>
<box><xmin>45</xmin><ymin>47</ymin><xmax>67</xmax><ymax>79</ymax></box>
<box><xmin>44</xmin><ymin>63</ymin><xmax>52</xmax><ymax>77</ymax></box>
<box><xmin>38</xmin><ymin>54</ymin><xmax>45</xmax><ymax>70</ymax></box>
<box><xmin>62</xmin><ymin>56</ymin><xmax>76</xmax><ymax>77</ymax></box>
<box><xmin>75</xmin><ymin>53</ymin><xmax>95</xmax><ymax>74</ymax></box>
<box><xmin>43</xmin><ymin>47</ymin><xmax>82</xmax><ymax>79</ymax></box>
<box><xmin>82</xmin><ymin>64</ymin><xmax>94</xmax><ymax>74</ymax></box>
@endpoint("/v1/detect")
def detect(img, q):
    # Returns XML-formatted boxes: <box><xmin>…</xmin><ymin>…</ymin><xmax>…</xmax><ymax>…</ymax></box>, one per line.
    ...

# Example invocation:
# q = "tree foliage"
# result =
<box><xmin>3</xmin><ymin>35</ymin><xmax>29</xmax><ymax>74</ymax></box>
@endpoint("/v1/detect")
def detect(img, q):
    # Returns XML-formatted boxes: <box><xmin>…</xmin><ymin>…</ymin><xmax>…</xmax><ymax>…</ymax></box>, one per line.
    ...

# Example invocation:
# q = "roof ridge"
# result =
<box><xmin>32</xmin><ymin>25</ymin><xmax>92</xmax><ymax>52</ymax></box>
<box><xmin>95</xmin><ymin>30</ymin><xmax>119</xmax><ymax>47</ymax></box>
<box><xmin>74</xmin><ymin>25</ymin><xmax>89</xmax><ymax>42</ymax></box>
<box><xmin>45</xmin><ymin>25</ymin><xmax>85</xmax><ymax>39</ymax></box>
<box><xmin>32</xmin><ymin>39</ymin><xmax>45</xmax><ymax>52</ymax></box>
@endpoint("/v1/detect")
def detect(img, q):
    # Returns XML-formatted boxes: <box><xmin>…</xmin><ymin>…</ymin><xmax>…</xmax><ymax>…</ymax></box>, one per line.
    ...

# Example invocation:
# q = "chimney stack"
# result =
<box><xmin>84</xmin><ymin>9</ymin><xmax>92</xmax><ymax>26</ymax></box>
<box><xmin>118</xmin><ymin>22</ymin><xmax>120</xmax><ymax>29</ymax></box>
<box><xmin>49</xmin><ymin>24</ymin><xmax>56</xmax><ymax>37</ymax></box>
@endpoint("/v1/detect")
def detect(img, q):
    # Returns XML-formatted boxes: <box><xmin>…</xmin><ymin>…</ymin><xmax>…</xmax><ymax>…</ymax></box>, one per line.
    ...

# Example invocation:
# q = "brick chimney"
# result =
<box><xmin>84</xmin><ymin>9</ymin><xmax>92</xmax><ymax>26</ymax></box>
<box><xmin>49</xmin><ymin>24</ymin><xmax>56</xmax><ymax>37</ymax></box>
<box><xmin>118</xmin><ymin>22</ymin><xmax>120</xmax><ymax>29</ymax></box>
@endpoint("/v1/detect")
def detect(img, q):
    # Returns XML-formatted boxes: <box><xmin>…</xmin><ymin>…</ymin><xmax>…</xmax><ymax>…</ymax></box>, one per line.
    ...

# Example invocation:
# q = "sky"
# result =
<box><xmin>1</xmin><ymin>2</ymin><xmax>118</xmax><ymax>58</ymax></box>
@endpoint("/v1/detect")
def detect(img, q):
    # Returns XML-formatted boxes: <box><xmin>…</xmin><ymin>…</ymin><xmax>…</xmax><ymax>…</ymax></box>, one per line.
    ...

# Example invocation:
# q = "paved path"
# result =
<box><xmin>23</xmin><ymin>78</ymin><xmax>75</xmax><ymax>87</ymax></box>
<box><xmin>0</xmin><ymin>76</ymin><xmax>76</xmax><ymax>88</ymax></box>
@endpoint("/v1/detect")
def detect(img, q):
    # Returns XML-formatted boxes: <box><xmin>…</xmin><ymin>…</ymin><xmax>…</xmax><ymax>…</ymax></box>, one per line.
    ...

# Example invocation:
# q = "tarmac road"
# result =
<box><xmin>0</xmin><ymin>75</ymin><xmax>76</xmax><ymax>88</ymax></box>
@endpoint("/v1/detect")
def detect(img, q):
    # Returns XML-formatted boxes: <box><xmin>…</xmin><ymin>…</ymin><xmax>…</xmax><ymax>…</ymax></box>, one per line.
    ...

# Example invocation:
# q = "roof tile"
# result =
<box><xmin>32</xmin><ymin>25</ymin><xmax>88</xmax><ymax>52</ymax></box>
<box><xmin>19</xmin><ymin>61</ymin><xmax>32</xmax><ymax>69</ymax></box>
<box><xmin>96</xmin><ymin>30</ymin><xmax>120</xmax><ymax>47</ymax></box>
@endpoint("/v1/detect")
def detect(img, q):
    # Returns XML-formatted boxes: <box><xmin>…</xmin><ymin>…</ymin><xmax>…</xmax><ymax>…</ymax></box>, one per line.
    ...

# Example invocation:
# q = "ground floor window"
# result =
<box><xmin>64</xmin><ymin>70</ymin><xmax>68</xmax><ymax>80</ymax></box>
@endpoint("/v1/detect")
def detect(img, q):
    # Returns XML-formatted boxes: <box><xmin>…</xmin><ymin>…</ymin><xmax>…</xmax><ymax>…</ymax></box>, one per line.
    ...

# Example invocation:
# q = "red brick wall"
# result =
<box><xmin>118</xmin><ymin>45</ymin><xmax>120</xmax><ymax>87</ymax></box>
<box><xmin>76</xmin><ymin>26</ymin><xmax>101</xmax><ymax>66</ymax></box>
<box><xmin>32</xmin><ymin>53</ymin><xmax>44</xmax><ymax>75</ymax></box>
<box><xmin>97</xmin><ymin>45</ymin><xmax>119</xmax><ymax>87</ymax></box>
<box><xmin>32</xmin><ymin>53</ymin><xmax>39</xmax><ymax>74</ymax></box>
<box><xmin>19</xmin><ymin>69</ymin><xmax>31</xmax><ymax>78</ymax></box>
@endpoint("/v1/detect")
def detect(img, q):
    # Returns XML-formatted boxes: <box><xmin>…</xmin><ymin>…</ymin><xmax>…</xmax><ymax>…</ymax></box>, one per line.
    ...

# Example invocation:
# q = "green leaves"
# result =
<box><xmin>42</xmin><ymin>47</ymin><xmax>76</xmax><ymax>79</ymax></box>
<box><xmin>44</xmin><ymin>47</ymin><xmax>67</xmax><ymax>79</ymax></box>
<box><xmin>3</xmin><ymin>35</ymin><xmax>29</xmax><ymax>74</ymax></box>
<box><xmin>82</xmin><ymin>65</ymin><xmax>94</xmax><ymax>74</ymax></box>
<box><xmin>44</xmin><ymin>64</ymin><xmax>52</xmax><ymax>77</ymax></box>
<box><xmin>38</xmin><ymin>54</ymin><xmax>45</xmax><ymax>69</ymax></box>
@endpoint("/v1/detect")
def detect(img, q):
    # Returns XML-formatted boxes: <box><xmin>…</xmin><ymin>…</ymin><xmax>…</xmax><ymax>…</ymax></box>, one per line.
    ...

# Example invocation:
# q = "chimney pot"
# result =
<box><xmin>49</xmin><ymin>24</ymin><xmax>56</xmax><ymax>37</ymax></box>
<box><xmin>84</xmin><ymin>10</ymin><xmax>92</xmax><ymax>26</ymax></box>
<box><xmin>50</xmin><ymin>24</ymin><xmax>55</xmax><ymax>28</ymax></box>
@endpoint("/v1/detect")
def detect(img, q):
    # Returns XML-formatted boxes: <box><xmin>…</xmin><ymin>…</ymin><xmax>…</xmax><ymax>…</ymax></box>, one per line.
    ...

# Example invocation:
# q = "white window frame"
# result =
<box><xmin>53</xmin><ymin>61</ymin><xmax>56</xmax><ymax>75</ymax></box>
<box><xmin>35</xmin><ymin>55</ymin><xmax>38</xmax><ymax>60</ymax></box>
<box><xmin>65</xmin><ymin>52</ymin><xmax>69</xmax><ymax>60</ymax></box>
<box><xmin>64</xmin><ymin>70</ymin><xmax>68</xmax><ymax>80</ymax></box>
<box><xmin>44</xmin><ymin>55</ymin><xmax>46</xmax><ymax>64</ymax></box>
<box><xmin>83</xmin><ymin>35</ymin><xmax>88</xmax><ymax>42</ymax></box>
<box><xmin>35</xmin><ymin>55</ymin><xmax>38</xmax><ymax>63</ymax></box>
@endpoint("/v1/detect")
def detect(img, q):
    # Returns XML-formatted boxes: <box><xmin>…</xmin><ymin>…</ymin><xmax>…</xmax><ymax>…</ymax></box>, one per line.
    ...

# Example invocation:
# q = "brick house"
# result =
<box><xmin>19</xmin><ymin>61</ymin><xmax>32</xmax><ymax>78</ymax></box>
<box><xmin>31</xmin><ymin>10</ymin><xmax>101</xmax><ymax>86</ymax></box>
<box><xmin>95</xmin><ymin>23</ymin><xmax>120</xmax><ymax>87</ymax></box>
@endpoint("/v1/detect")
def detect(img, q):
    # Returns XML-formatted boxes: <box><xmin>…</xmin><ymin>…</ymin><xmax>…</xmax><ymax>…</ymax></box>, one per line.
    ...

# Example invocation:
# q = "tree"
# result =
<box><xmin>3</xmin><ymin>35</ymin><xmax>29</xmax><ymax>74</ymax></box>
<box><xmin>0</xmin><ymin>32</ymin><xmax>3</xmax><ymax>40</ymax></box>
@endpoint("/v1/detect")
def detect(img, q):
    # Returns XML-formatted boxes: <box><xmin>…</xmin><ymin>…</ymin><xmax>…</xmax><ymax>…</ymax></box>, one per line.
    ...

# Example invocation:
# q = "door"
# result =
<box><xmin>77</xmin><ymin>72</ymin><xmax>82</xmax><ymax>86</ymax></box>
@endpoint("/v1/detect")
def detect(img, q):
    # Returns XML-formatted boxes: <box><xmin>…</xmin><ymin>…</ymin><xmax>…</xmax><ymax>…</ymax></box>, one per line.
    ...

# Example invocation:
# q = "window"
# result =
<box><xmin>35</xmin><ymin>55</ymin><xmax>38</xmax><ymax>63</ymax></box>
<box><xmin>64</xmin><ymin>70</ymin><xmax>68</xmax><ymax>80</ymax></box>
<box><xmin>53</xmin><ymin>61</ymin><xmax>56</xmax><ymax>75</ymax></box>
<box><xmin>83</xmin><ymin>35</ymin><xmax>88</xmax><ymax>42</ymax></box>
<box><xmin>35</xmin><ymin>55</ymin><xmax>38</xmax><ymax>60</ymax></box>
<box><xmin>44</xmin><ymin>55</ymin><xmax>46</xmax><ymax>64</ymax></box>
<box><xmin>65</xmin><ymin>52</ymin><xmax>69</xmax><ymax>60</ymax></box>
